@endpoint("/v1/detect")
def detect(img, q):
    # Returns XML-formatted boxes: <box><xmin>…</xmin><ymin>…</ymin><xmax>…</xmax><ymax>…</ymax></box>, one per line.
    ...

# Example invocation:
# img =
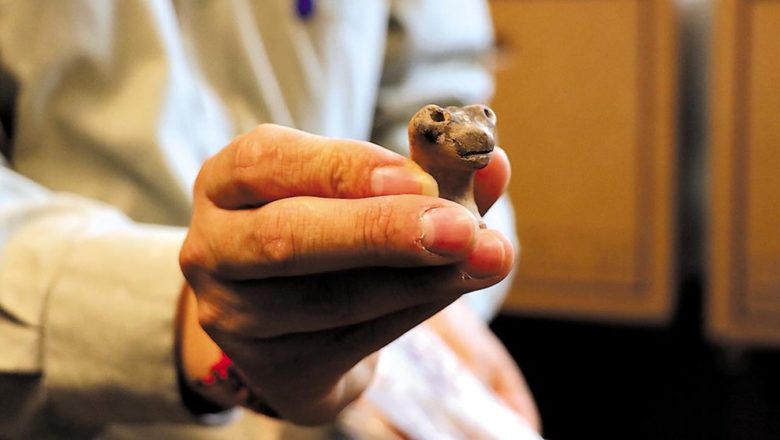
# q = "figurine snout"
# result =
<box><xmin>457</xmin><ymin>130</ymin><xmax>494</xmax><ymax>156</ymax></box>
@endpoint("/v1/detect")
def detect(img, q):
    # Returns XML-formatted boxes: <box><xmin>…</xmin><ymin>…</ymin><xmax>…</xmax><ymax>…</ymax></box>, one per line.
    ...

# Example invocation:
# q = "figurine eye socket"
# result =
<box><xmin>430</xmin><ymin>109</ymin><xmax>446</xmax><ymax>122</ymax></box>
<box><xmin>483</xmin><ymin>107</ymin><xmax>493</xmax><ymax>119</ymax></box>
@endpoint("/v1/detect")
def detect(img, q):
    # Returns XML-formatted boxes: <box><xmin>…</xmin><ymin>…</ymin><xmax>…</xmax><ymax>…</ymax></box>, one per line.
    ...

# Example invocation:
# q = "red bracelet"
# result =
<box><xmin>197</xmin><ymin>352</ymin><xmax>280</xmax><ymax>418</ymax></box>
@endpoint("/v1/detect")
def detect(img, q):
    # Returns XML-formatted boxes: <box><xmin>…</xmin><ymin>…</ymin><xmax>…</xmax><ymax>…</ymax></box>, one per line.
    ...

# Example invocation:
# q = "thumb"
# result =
<box><xmin>474</xmin><ymin>146</ymin><xmax>511</xmax><ymax>215</ymax></box>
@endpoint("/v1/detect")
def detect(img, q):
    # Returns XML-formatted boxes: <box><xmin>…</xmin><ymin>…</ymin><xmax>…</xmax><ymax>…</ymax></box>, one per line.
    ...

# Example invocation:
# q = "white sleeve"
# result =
<box><xmin>373</xmin><ymin>0</ymin><xmax>512</xmax><ymax>320</ymax></box>
<box><xmin>0</xmin><ymin>167</ymin><xmax>194</xmax><ymax>433</ymax></box>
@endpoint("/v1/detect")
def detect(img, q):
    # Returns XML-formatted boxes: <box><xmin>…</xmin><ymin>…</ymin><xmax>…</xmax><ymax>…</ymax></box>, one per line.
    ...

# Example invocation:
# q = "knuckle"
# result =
<box><xmin>248</xmin><ymin>123</ymin><xmax>282</xmax><ymax>141</ymax></box>
<box><xmin>198</xmin><ymin>287</ymin><xmax>284</xmax><ymax>339</ymax></box>
<box><xmin>250</xmin><ymin>208</ymin><xmax>298</xmax><ymax>268</ymax></box>
<box><xmin>196</xmin><ymin>296</ymin><xmax>228</xmax><ymax>335</ymax></box>
<box><xmin>262</xmin><ymin>237</ymin><xmax>296</xmax><ymax>267</ymax></box>
<box><xmin>360</xmin><ymin>202</ymin><xmax>397</xmax><ymax>254</ymax></box>
<box><xmin>196</xmin><ymin>293</ymin><xmax>254</xmax><ymax>337</ymax></box>
<box><xmin>241</xmin><ymin>124</ymin><xmax>281</xmax><ymax>158</ymax></box>
<box><xmin>192</xmin><ymin>158</ymin><xmax>212</xmax><ymax>196</ymax></box>
<box><xmin>230</xmin><ymin>136</ymin><xmax>262</xmax><ymax>200</ymax></box>
<box><xmin>324</xmin><ymin>152</ymin><xmax>356</xmax><ymax>196</ymax></box>
<box><xmin>230</xmin><ymin>125</ymin><xmax>288</xmax><ymax>200</ymax></box>
<box><xmin>179</xmin><ymin>234</ymin><xmax>212</xmax><ymax>283</ymax></box>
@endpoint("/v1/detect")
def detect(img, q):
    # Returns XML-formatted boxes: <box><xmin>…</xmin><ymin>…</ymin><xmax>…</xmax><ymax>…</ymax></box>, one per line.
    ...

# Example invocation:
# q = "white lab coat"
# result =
<box><xmin>0</xmin><ymin>1</ymin><xmax>513</xmax><ymax>438</ymax></box>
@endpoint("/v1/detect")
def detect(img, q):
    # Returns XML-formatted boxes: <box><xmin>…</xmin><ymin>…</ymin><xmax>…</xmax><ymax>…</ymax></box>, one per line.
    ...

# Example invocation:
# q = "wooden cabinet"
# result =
<box><xmin>709</xmin><ymin>0</ymin><xmax>780</xmax><ymax>346</ymax></box>
<box><xmin>490</xmin><ymin>0</ymin><xmax>678</xmax><ymax>323</ymax></box>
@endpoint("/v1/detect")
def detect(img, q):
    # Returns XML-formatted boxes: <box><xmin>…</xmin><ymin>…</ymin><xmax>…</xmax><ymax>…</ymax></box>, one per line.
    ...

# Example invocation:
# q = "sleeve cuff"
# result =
<box><xmin>40</xmin><ymin>216</ymin><xmax>195</xmax><ymax>427</ymax></box>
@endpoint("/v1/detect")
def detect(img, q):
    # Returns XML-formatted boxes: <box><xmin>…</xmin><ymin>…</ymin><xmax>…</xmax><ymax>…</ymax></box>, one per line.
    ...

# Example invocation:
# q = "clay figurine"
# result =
<box><xmin>408</xmin><ymin>104</ymin><xmax>497</xmax><ymax>228</ymax></box>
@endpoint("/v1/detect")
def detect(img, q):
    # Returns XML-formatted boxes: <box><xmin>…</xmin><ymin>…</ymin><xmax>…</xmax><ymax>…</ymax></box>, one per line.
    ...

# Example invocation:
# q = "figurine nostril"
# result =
<box><xmin>430</xmin><ymin>108</ymin><xmax>446</xmax><ymax>122</ymax></box>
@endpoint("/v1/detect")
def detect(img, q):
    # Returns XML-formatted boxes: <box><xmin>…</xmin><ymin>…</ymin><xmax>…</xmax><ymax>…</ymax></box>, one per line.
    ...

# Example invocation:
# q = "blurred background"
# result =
<box><xmin>486</xmin><ymin>0</ymin><xmax>780</xmax><ymax>438</ymax></box>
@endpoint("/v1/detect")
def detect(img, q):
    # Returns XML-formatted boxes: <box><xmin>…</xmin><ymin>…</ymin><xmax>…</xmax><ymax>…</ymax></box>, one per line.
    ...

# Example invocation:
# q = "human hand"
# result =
<box><xmin>425</xmin><ymin>301</ymin><xmax>541</xmax><ymax>432</ymax></box>
<box><xmin>178</xmin><ymin>124</ymin><xmax>514</xmax><ymax>424</ymax></box>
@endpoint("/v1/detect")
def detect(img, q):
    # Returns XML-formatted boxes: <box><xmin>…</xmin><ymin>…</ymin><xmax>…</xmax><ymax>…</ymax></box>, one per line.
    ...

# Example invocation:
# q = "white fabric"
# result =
<box><xmin>0</xmin><ymin>0</ymin><xmax>504</xmax><ymax>437</ymax></box>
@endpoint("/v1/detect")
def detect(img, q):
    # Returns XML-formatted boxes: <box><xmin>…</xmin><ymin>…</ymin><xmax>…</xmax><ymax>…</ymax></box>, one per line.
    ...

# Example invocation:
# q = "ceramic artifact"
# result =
<box><xmin>408</xmin><ymin>104</ymin><xmax>497</xmax><ymax>228</ymax></box>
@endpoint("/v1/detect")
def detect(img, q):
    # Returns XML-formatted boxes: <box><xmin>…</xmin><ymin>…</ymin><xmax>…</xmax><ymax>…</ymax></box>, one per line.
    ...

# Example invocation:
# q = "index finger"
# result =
<box><xmin>200</xmin><ymin>124</ymin><xmax>439</xmax><ymax>209</ymax></box>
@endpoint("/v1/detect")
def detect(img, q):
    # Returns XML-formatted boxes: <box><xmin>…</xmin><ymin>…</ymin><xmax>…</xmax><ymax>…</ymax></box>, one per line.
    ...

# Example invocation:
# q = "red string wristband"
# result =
<box><xmin>196</xmin><ymin>352</ymin><xmax>280</xmax><ymax>419</ymax></box>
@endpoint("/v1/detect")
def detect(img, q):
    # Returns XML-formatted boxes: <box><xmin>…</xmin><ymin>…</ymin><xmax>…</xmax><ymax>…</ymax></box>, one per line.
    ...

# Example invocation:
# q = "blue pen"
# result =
<box><xmin>296</xmin><ymin>0</ymin><xmax>315</xmax><ymax>19</ymax></box>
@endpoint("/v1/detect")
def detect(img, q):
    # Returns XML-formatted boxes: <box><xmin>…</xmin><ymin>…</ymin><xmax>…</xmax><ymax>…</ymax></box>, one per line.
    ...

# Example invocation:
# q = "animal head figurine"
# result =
<box><xmin>408</xmin><ymin>104</ymin><xmax>497</xmax><ymax>228</ymax></box>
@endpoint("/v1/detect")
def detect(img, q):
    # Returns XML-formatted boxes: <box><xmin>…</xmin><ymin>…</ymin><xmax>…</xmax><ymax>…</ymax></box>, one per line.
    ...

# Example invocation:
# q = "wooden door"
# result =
<box><xmin>709</xmin><ymin>0</ymin><xmax>780</xmax><ymax>346</ymax></box>
<box><xmin>490</xmin><ymin>0</ymin><xmax>678</xmax><ymax>323</ymax></box>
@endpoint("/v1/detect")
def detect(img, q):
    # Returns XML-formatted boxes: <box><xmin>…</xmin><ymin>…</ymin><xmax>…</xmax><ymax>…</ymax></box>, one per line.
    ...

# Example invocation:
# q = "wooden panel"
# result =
<box><xmin>709</xmin><ymin>0</ymin><xmax>780</xmax><ymax>346</ymax></box>
<box><xmin>491</xmin><ymin>0</ymin><xmax>677</xmax><ymax>323</ymax></box>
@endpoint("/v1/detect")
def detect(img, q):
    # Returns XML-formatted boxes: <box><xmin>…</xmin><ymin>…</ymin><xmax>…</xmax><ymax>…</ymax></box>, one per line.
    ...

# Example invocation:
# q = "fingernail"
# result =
<box><xmin>421</xmin><ymin>207</ymin><xmax>477</xmax><ymax>255</ymax></box>
<box><xmin>465</xmin><ymin>232</ymin><xmax>507</xmax><ymax>278</ymax></box>
<box><xmin>371</xmin><ymin>166</ymin><xmax>438</xmax><ymax>197</ymax></box>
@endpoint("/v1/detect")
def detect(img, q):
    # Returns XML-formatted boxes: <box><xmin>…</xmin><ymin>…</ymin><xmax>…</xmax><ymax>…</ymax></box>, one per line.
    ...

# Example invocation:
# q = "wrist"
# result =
<box><xmin>175</xmin><ymin>284</ymin><xmax>280</xmax><ymax>418</ymax></box>
<box><xmin>175</xmin><ymin>284</ymin><xmax>234</xmax><ymax>414</ymax></box>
